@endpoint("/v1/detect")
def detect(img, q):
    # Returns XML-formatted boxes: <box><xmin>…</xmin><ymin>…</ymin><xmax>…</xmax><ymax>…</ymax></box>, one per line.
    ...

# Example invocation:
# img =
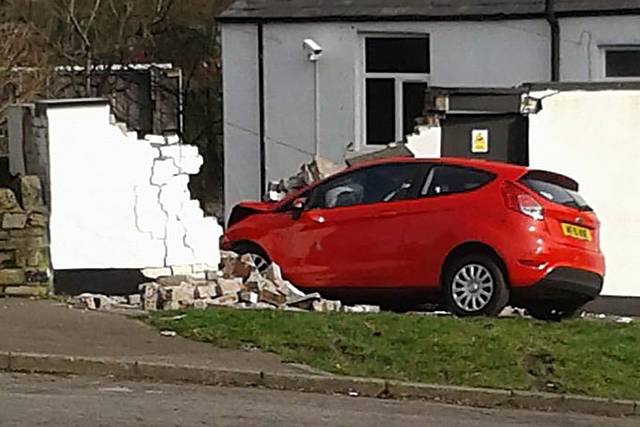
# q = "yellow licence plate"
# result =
<box><xmin>561</xmin><ymin>223</ymin><xmax>592</xmax><ymax>241</ymax></box>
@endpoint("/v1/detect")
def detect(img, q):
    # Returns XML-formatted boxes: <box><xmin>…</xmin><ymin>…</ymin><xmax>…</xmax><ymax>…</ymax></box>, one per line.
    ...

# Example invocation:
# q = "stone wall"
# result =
<box><xmin>0</xmin><ymin>175</ymin><xmax>50</xmax><ymax>296</ymax></box>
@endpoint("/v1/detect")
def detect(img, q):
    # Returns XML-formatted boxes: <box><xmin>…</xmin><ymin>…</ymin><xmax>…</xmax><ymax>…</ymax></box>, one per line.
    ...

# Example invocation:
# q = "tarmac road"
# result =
<box><xmin>1</xmin><ymin>373</ymin><xmax>637</xmax><ymax>427</ymax></box>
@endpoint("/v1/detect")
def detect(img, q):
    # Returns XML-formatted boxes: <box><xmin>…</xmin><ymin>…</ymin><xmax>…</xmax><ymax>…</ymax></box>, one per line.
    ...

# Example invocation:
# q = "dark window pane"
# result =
<box><xmin>606</xmin><ymin>50</ymin><xmax>640</xmax><ymax>77</ymax></box>
<box><xmin>521</xmin><ymin>179</ymin><xmax>592</xmax><ymax>211</ymax></box>
<box><xmin>310</xmin><ymin>163</ymin><xmax>428</xmax><ymax>209</ymax></box>
<box><xmin>361</xmin><ymin>163</ymin><xmax>427</xmax><ymax>204</ymax></box>
<box><xmin>423</xmin><ymin>166</ymin><xmax>495</xmax><ymax>197</ymax></box>
<box><xmin>366</xmin><ymin>37</ymin><xmax>430</xmax><ymax>73</ymax></box>
<box><xmin>403</xmin><ymin>82</ymin><xmax>428</xmax><ymax>136</ymax></box>
<box><xmin>366</xmin><ymin>78</ymin><xmax>395</xmax><ymax>145</ymax></box>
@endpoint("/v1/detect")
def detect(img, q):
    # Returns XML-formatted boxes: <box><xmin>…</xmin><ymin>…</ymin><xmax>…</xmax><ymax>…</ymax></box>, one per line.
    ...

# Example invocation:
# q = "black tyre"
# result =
<box><xmin>233</xmin><ymin>243</ymin><xmax>272</xmax><ymax>273</ymax></box>
<box><xmin>526</xmin><ymin>302</ymin><xmax>584</xmax><ymax>322</ymax></box>
<box><xmin>443</xmin><ymin>253</ymin><xmax>509</xmax><ymax>317</ymax></box>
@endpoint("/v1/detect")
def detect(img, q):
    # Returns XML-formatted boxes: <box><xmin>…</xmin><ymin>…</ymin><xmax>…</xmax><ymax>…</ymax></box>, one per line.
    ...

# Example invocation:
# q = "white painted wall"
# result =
<box><xmin>44</xmin><ymin>101</ymin><xmax>221</xmax><ymax>271</ymax></box>
<box><xmin>560</xmin><ymin>16</ymin><xmax>640</xmax><ymax>81</ymax></box>
<box><xmin>529</xmin><ymin>90</ymin><xmax>640</xmax><ymax>297</ymax></box>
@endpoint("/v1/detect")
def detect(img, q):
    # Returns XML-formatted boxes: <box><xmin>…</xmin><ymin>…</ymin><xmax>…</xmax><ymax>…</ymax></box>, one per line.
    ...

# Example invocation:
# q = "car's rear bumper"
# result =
<box><xmin>511</xmin><ymin>267</ymin><xmax>604</xmax><ymax>304</ymax></box>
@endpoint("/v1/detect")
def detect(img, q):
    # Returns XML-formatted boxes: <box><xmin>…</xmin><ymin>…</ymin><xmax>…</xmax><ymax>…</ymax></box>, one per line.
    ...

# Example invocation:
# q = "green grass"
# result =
<box><xmin>148</xmin><ymin>309</ymin><xmax>640</xmax><ymax>400</ymax></box>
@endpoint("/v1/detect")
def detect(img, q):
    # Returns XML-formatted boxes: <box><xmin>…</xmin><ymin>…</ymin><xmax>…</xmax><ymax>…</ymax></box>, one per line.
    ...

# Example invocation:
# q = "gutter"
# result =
<box><xmin>546</xmin><ymin>0</ymin><xmax>560</xmax><ymax>81</ymax></box>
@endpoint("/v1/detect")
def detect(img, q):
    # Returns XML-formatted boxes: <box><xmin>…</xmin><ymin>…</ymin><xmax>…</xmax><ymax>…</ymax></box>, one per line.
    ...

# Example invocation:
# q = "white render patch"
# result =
<box><xmin>528</xmin><ymin>90</ymin><xmax>640</xmax><ymax>297</ymax></box>
<box><xmin>406</xmin><ymin>125</ymin><xmax>442</xmax><ymax>159</ymax></box>
<box><xmin>44</xmin><ymin>101</ymin><xmax>222</xmax><ymax>271</ymax></box>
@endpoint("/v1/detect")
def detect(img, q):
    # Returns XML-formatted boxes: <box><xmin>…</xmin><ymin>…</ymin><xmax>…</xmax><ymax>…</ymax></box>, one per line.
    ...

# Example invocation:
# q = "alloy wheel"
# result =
<box><xmin>248</xmin><ymin>253</ymin><xmax>270</xmax><ymax>272</ymax></box>
<box><xmin>451</xmin><ymin>264</ymin><xmax>495</xmax><ymax>312</ymax></box>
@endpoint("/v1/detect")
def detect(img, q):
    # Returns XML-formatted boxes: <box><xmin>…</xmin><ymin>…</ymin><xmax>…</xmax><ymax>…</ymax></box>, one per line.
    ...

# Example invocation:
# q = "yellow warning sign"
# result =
<box><xmin>471</xmin><ymin>129</ymin><xmax>489</xmax><ymax>153</ymax></box>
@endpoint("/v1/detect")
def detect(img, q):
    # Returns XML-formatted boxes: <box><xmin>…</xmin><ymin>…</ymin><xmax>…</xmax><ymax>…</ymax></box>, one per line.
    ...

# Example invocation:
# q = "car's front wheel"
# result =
<box><xmin>443</xmin><ymin>254</ymin><xmax>509</xmax><ymax>317</ymax></box>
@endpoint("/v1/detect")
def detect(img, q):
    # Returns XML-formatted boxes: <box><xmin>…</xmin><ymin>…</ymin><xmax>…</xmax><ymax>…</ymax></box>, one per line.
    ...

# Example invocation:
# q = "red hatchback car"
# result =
<box><xmin>222</xmin><ymin>157</ymin><xmax>605</xmax><ymax>320</ymax></box>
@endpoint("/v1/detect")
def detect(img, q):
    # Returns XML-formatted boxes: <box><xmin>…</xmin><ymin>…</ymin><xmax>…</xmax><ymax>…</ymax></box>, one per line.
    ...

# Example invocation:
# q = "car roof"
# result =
<box><xmin>348</xmin><ymin>156</ymin><xmax>528</xmax><ymax>178</ymax></box>
<box><xmin>277</xmin><ymin>156</ymin><xmax>527</xmax><ymax>207</ymax></box>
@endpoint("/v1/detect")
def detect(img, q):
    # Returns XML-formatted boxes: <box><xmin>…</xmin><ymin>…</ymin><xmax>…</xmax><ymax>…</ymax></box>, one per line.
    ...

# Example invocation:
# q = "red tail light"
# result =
<box><xmin>502</xmin><ymin>181</ymin><xmax>544</xmax><ymax>221</ymax></box>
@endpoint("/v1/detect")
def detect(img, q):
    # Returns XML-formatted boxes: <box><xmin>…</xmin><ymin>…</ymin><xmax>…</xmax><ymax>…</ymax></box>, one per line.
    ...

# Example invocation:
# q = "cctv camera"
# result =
<box><xmin>303</xmin><ymin>38</ymin><xmax>323</xmax><ymax>61</ymax></box>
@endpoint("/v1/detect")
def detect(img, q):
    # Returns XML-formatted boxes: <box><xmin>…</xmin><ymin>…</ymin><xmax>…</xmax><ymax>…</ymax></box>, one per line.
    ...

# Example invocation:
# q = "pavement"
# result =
<box><xmin>0</xmin><ymin>297</ymin><xmax>638</xmax><ymax>419</ymax></box>
<box><xmin>2</xmin><ymin>372</ymin><xmax>637</xmax><ymax>427</ymax></box>
<box><xmin>0</xmin><ymin>297</ymin><xmax>303</xmax><ymax>374</ymax></box>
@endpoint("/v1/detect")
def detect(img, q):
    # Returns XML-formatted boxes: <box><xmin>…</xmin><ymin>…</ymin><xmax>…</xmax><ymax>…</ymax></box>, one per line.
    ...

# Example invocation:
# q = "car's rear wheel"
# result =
<box><xmin>443</xmin><ymin>254</ymin><xmax>509</xmax><ymax>317</ymax></box>
<box><xmin>526</xmin><ymin>302</ymin><xmax>584</xmax><ymax>322</ymax></box>
<box><xmin>233</xmin><ymin>243</ymin><xmax>272</xmax><ymax>273</ymax></box>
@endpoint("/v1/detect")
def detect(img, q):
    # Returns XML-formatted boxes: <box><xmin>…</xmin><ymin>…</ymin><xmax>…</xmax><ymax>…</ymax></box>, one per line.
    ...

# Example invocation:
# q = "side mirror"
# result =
<box><xmin>291</xmin><ymin>197</ymin><xmax>307</xmax><ymax>220</ymax></box>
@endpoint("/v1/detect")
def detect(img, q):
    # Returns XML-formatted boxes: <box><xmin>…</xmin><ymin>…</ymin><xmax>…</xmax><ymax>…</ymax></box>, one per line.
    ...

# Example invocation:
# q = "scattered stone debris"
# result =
<box><xmin>160</xmin><ymin>330</ymin><xmax>177</xmax><ymax>337</ymax></box>
<box><xmin>498</xmin><ymin>306</ymin><xmax>528</xmax><ymax>318</ymax></box>
<box><xmin>616</xmin><ymin>316</ymin><xmax>633</xmax><ymax>324</ymax></box>
<box><xmin>266</xmin><ymin>156</ymin><xmax>344</xmax><ymax>201</ymax></box>
<box><xmin>72</xmin><ymin>251</ymin><xmax>380</xmax><ymax>315</ymax></box>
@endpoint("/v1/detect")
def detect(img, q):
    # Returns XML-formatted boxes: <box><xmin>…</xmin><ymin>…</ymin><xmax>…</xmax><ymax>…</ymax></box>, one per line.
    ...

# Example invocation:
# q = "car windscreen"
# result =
<box><xmin>521</xmin><ymin>178</ymin><xmax>592</xmax><ymax>212</ymax></box>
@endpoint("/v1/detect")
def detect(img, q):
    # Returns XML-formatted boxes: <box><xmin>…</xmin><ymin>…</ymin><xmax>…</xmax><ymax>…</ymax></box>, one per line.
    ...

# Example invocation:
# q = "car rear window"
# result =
<box><xmin>422</xmin><ymin>166</ymin><xmax>495</xmax><ymax>197</ymax></box>
<box><xmin>521</xmin><ymin>178</ymin><xmax>592</xmax><ymax>211</ymax></box>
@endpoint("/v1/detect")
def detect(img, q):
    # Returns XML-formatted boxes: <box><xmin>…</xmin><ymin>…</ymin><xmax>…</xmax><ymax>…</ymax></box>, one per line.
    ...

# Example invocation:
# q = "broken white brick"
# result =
<box><xmin>206</xmin><ymin>270</ymin><xmax>221</xmax><ymax>281</ymax></box>
<box><xmin>195</xmin><ymin>284</ymin><xmax>219</xmax><ymax>299</ymax></box>
<box><xmin>254</xmin><ymin>302</ymin><xmax>276</xmax><ymax>310</ymax></box>
<box><xmin>141</xmin><ymin>267</ymin><xmax>172</xmax><ymax>280</ymax></box>
<box><xmin>193</xmin><ymin>299</ymin><xmax>209</xmax><ymax>310</ymax></box>
<box><xmin>264</xmin><ymin>263</ymin><xmax>283</xmax><ymax>283</ymax></box>
<box><xmin>171</xmin><ymin>265</ymin><xmax>193</xmax><ymax>276</ymax></box>
<box><xmin>128</xmin><ymin>294</ymin><xmax>141</xmax><ymax>306</ymax></box>
<box><xmin>222</xmin><ymin>255</ymin><xmax>255</xmax><ymax>281</ymax></box>
<box><xmin>141</xmin><ymin>282</ymin><xmax>161</xmax><ymax>311</ymax></box>
<box><xmin>259</xmin><ymin>288</ymin><xmax>287</xmax><ymax>306</ymax></box>
<box><xmin>312</xmin><ymin>299</ymin><xmax>342</xmax><ymax>313</ymax></box>
<box><xmin>165</xmin><ymin>134</ymin><xmax>180</xmax><ymax>145</ymax></box>
<box><xmin>159</xmin><ymin>283</ymin><xmax>195</xmax><ymax>311</ymax></box>
<box><xmin>145</xmin><ymin>134</ymin><xmax>168</xmax><ymax>145</ymax></box>
<box><xmin>75</xmin><ymin>293</ymin><xmax>113</xmax><ymax>311</ymax></box>
<box><xmin>343</xmin><ymin>305</ymin><xmax>381</xmax><ymax>314</ymax></box>
<box><xmin>287</xmin><ymin>292</ymin><xmax>322</xmax><ymax>310</ymax></box>
<box><xmin>192</xmin><ymin>264</ymin><xmax>209</xmax><ymax>273</ymax></box>
<box><xmin>210</xmin><ymin>294</ymin><xmax>239</xmax><ymax>306</ymax></box>
<box><xmin>239</xmin><ymin>291</ymin><xmax>259</xmax><ymax>305</ymax></box>
<box><xmin>217</xmin><ymin>278</ymin><xmax>244</xmax><ymax>295</ymax></box>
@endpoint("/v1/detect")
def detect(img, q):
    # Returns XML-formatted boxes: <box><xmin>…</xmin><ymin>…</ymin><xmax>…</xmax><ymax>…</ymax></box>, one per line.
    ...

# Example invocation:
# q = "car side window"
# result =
<box><xmin>308</xmin><ymin>163</ymin><xmax>427</xmax><ymax>210</ymax></box>
<box><xmin>422</xmin><ymin>166</ymin><xmax>495</xmax><ymax>197</ymax></box>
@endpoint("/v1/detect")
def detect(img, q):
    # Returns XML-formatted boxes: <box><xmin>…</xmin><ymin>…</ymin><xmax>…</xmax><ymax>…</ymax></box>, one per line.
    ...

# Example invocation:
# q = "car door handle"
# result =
<box><xmin>379</xmin><ymin>210</ymin><xmax>398</xmax><ymax>218</ymax></box>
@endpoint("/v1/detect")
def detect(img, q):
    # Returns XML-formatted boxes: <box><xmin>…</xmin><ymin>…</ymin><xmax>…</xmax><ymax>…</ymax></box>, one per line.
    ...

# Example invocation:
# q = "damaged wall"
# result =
<box><xmin>528</xmin><ymin>90</ymin><xmax>640</xmax><ymax>297</ymax></box>
<box><xmin>29</xmin><ymin>99</ymin><xmax>221</xmax><ymax>272</ymax></box>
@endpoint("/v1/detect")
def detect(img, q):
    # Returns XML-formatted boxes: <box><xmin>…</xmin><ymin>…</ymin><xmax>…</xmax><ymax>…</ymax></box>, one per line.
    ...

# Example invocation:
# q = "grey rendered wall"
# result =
<box><xmin>262</xmin><ymin>20</ymin><xmax>550</xmax><ymax>186</ymax></box>
<box><xmin>560</xmin><ymin>16</ymin><xmax>640</xmax><ymax>81</ymax></box>
<box><xmin>222</xmin><ymin>19</ymin><xmax>550</xmax><ymax>212</ymax></box>
<box><xmin>222</xmin><ymin>23</ymin><xmax>261</xmax><ymax>219</ymax></box>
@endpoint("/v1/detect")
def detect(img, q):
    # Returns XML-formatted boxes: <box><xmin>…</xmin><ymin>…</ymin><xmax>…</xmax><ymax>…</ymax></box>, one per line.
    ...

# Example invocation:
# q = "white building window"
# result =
<box><xmin>362</xmin><ymin>35</ymin><xmax>430</xmax><ymax>145</ymax></box>
<box><xmin>604</xmin><ymin>47</ymin><xmax>640</xmax><ymax>78</ymax></box>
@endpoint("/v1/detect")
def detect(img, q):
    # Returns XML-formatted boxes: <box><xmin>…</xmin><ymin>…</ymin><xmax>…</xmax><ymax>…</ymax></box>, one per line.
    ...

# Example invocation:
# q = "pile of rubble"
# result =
<box><xmin>266</xmin><ymin>156</ymin><xmax>344</xmax><ymax>201</ymax></box>
<box><xmin>74</xmin><ymin>251</ymin><xmax>379</xmax><ymax>314</ymax></box>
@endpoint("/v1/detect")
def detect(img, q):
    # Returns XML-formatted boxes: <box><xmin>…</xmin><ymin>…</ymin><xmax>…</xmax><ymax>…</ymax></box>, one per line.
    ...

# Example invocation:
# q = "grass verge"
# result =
<box><xmin>148</xmin><ymin>309</ymin><xmax>640</xmax><ymax>400</ymax></box>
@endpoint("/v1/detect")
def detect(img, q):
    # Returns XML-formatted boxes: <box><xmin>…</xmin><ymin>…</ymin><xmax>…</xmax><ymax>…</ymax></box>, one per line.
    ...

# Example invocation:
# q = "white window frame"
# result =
<box><xmin>602</xmin><ymin>45</ymin><xmax>640</xmax><ymax>80</ymax></box>
<box><xmin>358</xmin><ymin>33</ymin><xmax>430</xmax><ymax>148</ymax></box>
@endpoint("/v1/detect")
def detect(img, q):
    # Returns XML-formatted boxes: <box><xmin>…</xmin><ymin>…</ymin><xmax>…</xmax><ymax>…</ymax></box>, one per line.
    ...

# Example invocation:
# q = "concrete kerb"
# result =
<box><xmin>1</xmin><ymin>351</ymin><xmax>637</xmax><ymax>418</ymax></box>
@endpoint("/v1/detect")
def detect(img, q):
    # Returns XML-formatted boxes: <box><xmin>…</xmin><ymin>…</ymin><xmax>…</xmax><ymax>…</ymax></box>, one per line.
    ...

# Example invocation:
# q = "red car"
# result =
<box><xmin>222</xmin><ymin>157</ymin><xmax>605</xmax><ymax>320</ymax></box>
